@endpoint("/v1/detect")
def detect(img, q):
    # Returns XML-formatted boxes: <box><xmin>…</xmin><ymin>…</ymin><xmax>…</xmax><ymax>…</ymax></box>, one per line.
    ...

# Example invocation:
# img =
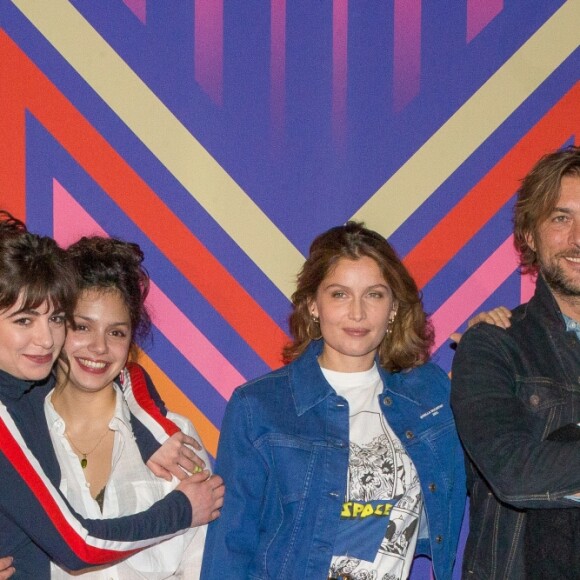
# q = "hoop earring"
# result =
<box><xmin>306</xmin><ymin>315</ymin><xmax>322</xmax><ymax>341</ymax></box>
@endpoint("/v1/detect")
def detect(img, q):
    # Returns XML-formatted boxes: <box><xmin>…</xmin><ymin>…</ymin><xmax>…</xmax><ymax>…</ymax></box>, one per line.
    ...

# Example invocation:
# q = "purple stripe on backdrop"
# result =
<box><xmin>466</xmin><ymin>0</ymin><xmax>503</xmax><ymax>42</ymax></box>
<box><xmin>194</xmin><ymin>0</ymin><xmax>223</xmax><ymax>106</ymax></box>
<box><xmin>122</xmin><ymin>0</ymin><xmax>146</xmax><ymax>24</ymax></box>
<box><xmin>332</xmin><ymin>0</ymin><xmax>348</xmax><ymax>150</ymax></box>
<box><xmin>393</xmin><ymin>0</ymin><xmax>421</xmax><ymax>112</ymax></box>
<box><xmin>270</xmin><ymin>0</ymin><xmax>286</xmax><ymax>146</ymax></box>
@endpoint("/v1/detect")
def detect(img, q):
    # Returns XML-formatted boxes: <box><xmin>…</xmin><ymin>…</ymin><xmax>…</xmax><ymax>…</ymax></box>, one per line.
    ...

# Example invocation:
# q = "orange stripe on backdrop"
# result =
<box><xmin>404</xmin><ymin>82</ymin><xmax>580</xmax><ymax>290</ymax></box>
<box><xmin>0</xmin><ymin>35</ymin><xmax>26</xmax><ymax>219</ymax></box>
<box><xmin>0</xmin><ymin>30</ymin><xmax>288</xmax><ymax>369</ymax></box>
<box><xmin>138</xmin><ymin>351</ymin><xmax>220</xmax><ymax>458</ymax></box>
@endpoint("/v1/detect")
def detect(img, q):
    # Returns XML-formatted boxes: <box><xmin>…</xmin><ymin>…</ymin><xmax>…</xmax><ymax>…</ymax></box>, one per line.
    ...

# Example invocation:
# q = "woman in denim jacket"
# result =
<box><xmin>201</xmin><ymin>222</ymin><xmax>465</xmax><ymax>580</ymax></box>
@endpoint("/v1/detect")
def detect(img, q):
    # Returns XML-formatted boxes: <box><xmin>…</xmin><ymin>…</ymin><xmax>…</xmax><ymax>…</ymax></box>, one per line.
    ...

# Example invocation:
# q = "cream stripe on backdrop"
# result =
<box><xmin>12</xmin><ymin>0</ymin><xmax>580</xmax><ymax>299</ymax></box>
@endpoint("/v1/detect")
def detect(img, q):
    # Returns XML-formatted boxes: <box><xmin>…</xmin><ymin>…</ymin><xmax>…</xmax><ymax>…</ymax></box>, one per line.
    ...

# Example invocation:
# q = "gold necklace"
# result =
<box><xmin>66</xmin><ymin>427</ymin><xmax>111</xmax><ymax>469</ymax></box>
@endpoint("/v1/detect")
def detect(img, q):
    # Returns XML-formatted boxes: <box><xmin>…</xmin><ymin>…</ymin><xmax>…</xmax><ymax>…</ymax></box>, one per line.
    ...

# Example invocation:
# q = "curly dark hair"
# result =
<box><xmin>66</xmin><ymin>236</ymin><xmax>151</xmax><ymax>347</ymax></box>
<box><xmin>283</xmin><ymin>222</ymin><xmax>433</xmax><ymax>372</ymax></box>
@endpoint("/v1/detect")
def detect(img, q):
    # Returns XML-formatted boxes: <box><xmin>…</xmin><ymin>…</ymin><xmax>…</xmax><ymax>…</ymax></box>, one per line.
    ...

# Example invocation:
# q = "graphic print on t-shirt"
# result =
<box><xmin>330</xmin><ymin>410</ymin><xmax>422</xmax><ymax>580</ymax></box>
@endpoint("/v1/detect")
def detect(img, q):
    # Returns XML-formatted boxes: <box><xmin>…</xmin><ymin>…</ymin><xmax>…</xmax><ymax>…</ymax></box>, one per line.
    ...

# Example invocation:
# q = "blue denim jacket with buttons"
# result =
<box><xmin>201</xmin><ymin>340</ymin><xmax>466</xmax><ymax>579</ymax></box>
<box><xmin>451</xmin><ymin>275</ymin><xmax>580</xmax><ymax>579</ymax></box>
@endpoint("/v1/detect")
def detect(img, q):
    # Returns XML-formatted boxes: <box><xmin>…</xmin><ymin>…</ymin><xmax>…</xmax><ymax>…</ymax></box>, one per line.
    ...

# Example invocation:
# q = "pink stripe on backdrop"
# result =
<box><xmin>270</xmin><ymin>0</ymin><xmax>286</xmax><ymax>145</ymax></box>
<box><xmin>53</xmin><ymin>180</ymin><xmax>103</xmax><ymax>247</ymax></box>
<box><xmin>53</xmin><ymin>179</ymin><xmax>245</xmax><ymax>400</ymax></box>
<box><xmin>520</xmin><ymin>272</ymin><xmax>536</xmax><ymax>303</ymax></box>
<box><xmin>147</xmin><ymin>284</ymin><xmax>246</xmax><ymax>400</ymax></box>
<box><xmin>393</xmin><ymin>0</ymin><xmax>421</xmax><ymax>112</ymax></box>
<box><xmin>123</xmin><ymin>0</ymin><xmax>146</xmax><ymax>25</ymax></box>
<box><xmin>194</xmin><ymin>0</ymin><xmax>224</xmax><ymax>106</ymax></box>
<box><xmin>466</xmin><ymin>0</ymin><xmax>503</xmax><ymax>43</ymax></box>
<box><xmin>431</xmin><ymin>236</ymin><xmax>518</xmax><ymax>351</ymax></box>
<box><xmin>332</xmin><ymin>0</ymin><xmax>348</xmax><ymax>149</ymax></box>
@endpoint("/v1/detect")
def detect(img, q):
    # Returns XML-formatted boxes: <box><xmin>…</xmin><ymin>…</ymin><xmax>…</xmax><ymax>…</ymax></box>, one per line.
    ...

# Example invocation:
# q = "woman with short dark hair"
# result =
<box><xmin>0</xmin><ymin>214</ymin><xmax>223</xmax><ymax>578</ymax></box>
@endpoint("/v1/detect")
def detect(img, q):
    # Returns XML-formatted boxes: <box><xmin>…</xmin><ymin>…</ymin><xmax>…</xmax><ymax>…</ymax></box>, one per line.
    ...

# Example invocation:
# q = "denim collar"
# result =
<box><xmin>287</xmin><ymin>340</ymin><xmax>335</xmax><ymax>416</ymax></box>
<box><xmin>529</xmin><ymin>275</ymin><xmax>568</xmax><ymax>330</ymax></box>
<box><xmin>532</xmin><ymin>274</ymin><xmax>580</xmax><ymax>336</ymax></box>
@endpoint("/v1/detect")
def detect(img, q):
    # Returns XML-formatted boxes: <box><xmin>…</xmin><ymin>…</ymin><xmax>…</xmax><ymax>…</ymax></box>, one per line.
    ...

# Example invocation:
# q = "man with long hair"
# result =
<box><xmin>452</xmin><ymin>145</ymin><xmax>580</xmax><ymax>579</ymax></box>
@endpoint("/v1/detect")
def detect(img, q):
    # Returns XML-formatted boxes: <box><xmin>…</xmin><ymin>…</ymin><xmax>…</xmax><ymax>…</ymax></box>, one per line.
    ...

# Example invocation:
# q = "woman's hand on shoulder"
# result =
<box><xmin>176</xmin><ymin>471</ymin><xmax>225</xmax><ymax>527</ymax></box>
<box><xmin>0</xmin><ymin>557</ymin><xmax>14</xmax><ymax>579</ymax></box>
<box><xmin>450</xmin><ymin>306</ymin><xmax>512</xmax><ymax>343</ymax></box>
<box><xmin>147</xmin><ymin>431</ymin><xmax>206</xmax><ymax>481</ymax></box>
<box><xmin>467</xmin><ymin>306</ymin><xmax>512</xmax><ymax>330</ymax></box>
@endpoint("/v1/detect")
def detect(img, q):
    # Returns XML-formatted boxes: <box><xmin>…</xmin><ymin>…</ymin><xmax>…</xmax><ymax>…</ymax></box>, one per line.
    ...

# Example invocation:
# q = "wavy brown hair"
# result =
<box><xmin>283</xmin><ymin>222</ymin><xmax>433</xmax><ymax>372</ymax></box>
<box><xmin>514</xmin><ymin>145</ymin><xmax>580</xmax><ymax>274</ymax></box>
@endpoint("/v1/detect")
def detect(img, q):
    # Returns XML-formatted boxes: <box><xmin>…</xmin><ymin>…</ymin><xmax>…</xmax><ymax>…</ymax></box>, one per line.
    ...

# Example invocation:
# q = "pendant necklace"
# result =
<box><xmin>66</xmin><ymin>427</ymin><xmax>111</xmax><ymax>469</ymax></box>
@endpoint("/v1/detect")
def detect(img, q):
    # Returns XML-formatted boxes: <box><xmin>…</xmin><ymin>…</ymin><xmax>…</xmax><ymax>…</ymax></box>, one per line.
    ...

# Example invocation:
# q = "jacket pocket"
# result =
<box><xmin>256</xmin><ymin>434</ymin><xmax>326</xmax><ymax>578</ymax></box>
<box><xmin>516</xmin><ymin>378</ymin><xmax>580</xmax><ymax>438</ymax></box>
<box><xmin>420</xmin><ymin>419</ymin><xmax>457</xmax><ymax>492</ymax></box>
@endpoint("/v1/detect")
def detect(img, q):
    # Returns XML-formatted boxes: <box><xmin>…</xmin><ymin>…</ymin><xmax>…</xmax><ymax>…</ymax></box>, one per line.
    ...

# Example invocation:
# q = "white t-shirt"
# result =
<box><xmin>325</xmin><ymin>364</ymin><xmax>423</xmax><ymax>580</ymax></box>
<box><xmin>45</xmin><ymin>383</ymin><xmax>209</xmax><ymax>579</ymax></box>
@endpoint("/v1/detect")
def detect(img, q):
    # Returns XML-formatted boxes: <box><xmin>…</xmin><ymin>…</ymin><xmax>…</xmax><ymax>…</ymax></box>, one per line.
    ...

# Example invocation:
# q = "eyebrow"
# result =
<box><xmin>323</xmin><ymin>283</ymin><xmax>390</xmax><ymax>290</ymax></box>
<box><xmin>8</xmin><ymin>309</ymin><xmax>38</xmax><ymax>318</ymax></box>
<box><xmin>73</xmin><ymin>314</ymin><xmax>130</xmax><ymax>326</ymax></box>
<box><xmin>7</xmin><ymin>307</ymin><xmax>61</xmax><ymax>318</ymax></box>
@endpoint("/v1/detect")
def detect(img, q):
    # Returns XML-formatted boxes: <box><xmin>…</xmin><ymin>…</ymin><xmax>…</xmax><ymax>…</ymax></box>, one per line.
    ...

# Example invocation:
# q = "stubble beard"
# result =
<box><xmin>541</xmin><ymin>254</ymin><xmax>580</xmax><ymax>299</ymax></box>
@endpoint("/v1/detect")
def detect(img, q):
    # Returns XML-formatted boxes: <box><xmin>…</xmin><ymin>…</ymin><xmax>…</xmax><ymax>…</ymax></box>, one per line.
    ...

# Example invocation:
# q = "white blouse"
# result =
<box><xmin>45</xmin><ymin>383</ymin><xmax>209</xmax><ymax>579</ymax></box>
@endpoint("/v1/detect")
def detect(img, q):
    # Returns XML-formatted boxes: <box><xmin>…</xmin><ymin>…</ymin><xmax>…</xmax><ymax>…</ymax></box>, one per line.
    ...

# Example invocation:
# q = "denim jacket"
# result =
<box><xmin>451</xmin><ymin>276</ymin><xmax>580</xmax><ymax>579</ymax></box>
<box><xmin>201</xmin><ymin>341</ymin><xmax>465</xmax><ymax>579</ymax></box>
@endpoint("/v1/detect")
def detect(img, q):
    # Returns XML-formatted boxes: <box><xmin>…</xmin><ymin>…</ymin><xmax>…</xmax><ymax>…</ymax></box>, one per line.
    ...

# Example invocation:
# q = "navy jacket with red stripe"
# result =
<box><xmin>0</xmin><ymin>367</ymin><xmax>190</xmax><ymax>579</ymax></box>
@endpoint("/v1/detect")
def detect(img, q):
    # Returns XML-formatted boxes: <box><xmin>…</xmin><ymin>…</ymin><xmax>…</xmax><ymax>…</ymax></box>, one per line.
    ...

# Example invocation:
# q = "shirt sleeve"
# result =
<box><xmin>201</xmin><ymin>388</ymin><xmax>267</xmax><ymax>578</ymax></box>
<box><xmin>432</xmin><ymin>366</ymin><xmax>467</xmax><ymax>563</ymax></box>
<box><xmin>167</xmin><ymin>410</ymin><xmax>212</xmax><ymax>472</ymax></box>
<box><xmin>121</xmin><ymin>363</ymin><xmax>181</xmax><ymax>462</ymax></box>
<box><xmin>451</xmin><ymin>323</ymin><xmax>580</xmax><ymax>508</ymax></box>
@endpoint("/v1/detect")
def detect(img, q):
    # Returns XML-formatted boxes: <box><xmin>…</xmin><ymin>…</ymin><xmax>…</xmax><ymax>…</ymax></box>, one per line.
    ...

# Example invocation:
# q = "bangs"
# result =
<box><xmin>0</xmin><ymin>264</ymin><xmax>76</xmax><ymax>315</ymax></box>
<box><xmin>0</xmin><ymin>230</ymin><xmax>76</xmax><ymax>315</ymax></box>
<box><xmin>18</xmin><ymin>281</ymin><xmax>75</xmax><ymax>314</ymax></box>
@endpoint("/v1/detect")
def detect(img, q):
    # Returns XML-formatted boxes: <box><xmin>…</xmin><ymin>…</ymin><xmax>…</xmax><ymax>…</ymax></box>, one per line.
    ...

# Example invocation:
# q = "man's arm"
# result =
<box><xmin>451</xmin><ymin>324</ymin><xmax>580</xmax><ymax>508</ymax></box>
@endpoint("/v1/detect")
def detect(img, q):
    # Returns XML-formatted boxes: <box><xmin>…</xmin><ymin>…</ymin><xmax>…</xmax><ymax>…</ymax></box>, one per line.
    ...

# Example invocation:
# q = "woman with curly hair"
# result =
<box><xmin>46</xmin><ymin>236</ymin><xmax>215</xmax><ymax>579</ymax></box>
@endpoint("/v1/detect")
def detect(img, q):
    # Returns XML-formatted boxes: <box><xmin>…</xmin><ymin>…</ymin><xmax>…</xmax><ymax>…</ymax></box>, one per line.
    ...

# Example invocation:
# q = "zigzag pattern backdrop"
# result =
<box><xmin>1</xmin><ymin>1</ymin><xmax>579</xmax><ymax>577</ymax></box>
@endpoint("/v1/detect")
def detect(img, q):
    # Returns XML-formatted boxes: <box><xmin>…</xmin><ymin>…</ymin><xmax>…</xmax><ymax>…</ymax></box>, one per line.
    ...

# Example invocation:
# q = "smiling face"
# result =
<box><xmin>310</xmin><ymin>256</ymin><xmax>396</xmax><ymax>372</ymax></box>
<box><xmin>0</xmin><ymin>294</ymin><xmax>66</xmax><ymax>381</ymax></box>
<box><xmin>61</xmin><ymin>289</ymin><xmax>132</xmax><ymax>394</ymax></box>
<box><xmin>526</xmin><ymin>175</ymin><xmax>580</xmax><ymax>316</ymax></box>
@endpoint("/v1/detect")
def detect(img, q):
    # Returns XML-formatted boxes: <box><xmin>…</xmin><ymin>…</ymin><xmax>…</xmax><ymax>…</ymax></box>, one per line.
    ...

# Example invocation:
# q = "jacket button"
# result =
<box><xmin>529</xmin><ymin>394</ymin><xmax>540</xmax><ymax>407</ymax></box>
<box><xmin>428</xmin><ymin>483</ymin><xmax>436</xmax><ymax>492</ymax></box>
<box><xmin>383</xmin><ymin>396</ymin><xmax>393</xmax><ymax>406</ymax></box>
<box><xmin>405</xmin><ymin>430</ymin><xmax>414</xmax><ymax>439</ymax></box>
<box><xmin>435</xmin><ymin>535</ymin><xmax>443</xmax><ymax>543</ymax></box>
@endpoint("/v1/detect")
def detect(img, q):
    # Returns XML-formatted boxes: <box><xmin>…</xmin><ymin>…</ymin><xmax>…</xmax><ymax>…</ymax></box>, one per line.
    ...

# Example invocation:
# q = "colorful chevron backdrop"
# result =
<box><xmin>1</xmin><ymin>0</ymin><xmax>578</xmax><ymax>576</ymax></box>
